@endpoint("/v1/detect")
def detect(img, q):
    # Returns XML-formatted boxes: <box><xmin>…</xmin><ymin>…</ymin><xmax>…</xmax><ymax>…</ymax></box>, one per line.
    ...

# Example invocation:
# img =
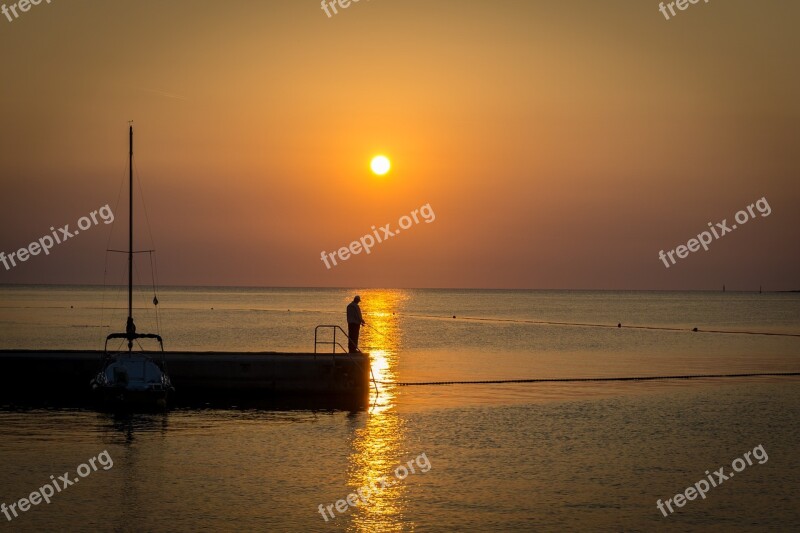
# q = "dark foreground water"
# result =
<box><xmin>1</xmin><ymin>287</ymin><xmax>798</xmax><ymax>531</ymax></box>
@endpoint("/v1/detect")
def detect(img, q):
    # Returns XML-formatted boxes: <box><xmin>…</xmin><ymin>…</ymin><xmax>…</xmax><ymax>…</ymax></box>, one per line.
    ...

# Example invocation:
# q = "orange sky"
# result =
<box><xmin>1</xmin><ymin>0</ymin><xmax>798</xmax><ymax>289</ymax></box>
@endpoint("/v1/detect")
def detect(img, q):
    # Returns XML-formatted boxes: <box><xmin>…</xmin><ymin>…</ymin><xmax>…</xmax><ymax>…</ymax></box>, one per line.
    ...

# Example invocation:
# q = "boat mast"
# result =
<box><xmin>126</xmin><ymin>125</ymin><xmax>135</xmax><ymax>349</ymax></box>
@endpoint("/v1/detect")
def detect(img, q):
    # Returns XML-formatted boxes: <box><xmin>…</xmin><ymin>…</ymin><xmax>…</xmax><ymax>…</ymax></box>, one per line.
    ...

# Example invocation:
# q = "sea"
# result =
<box><xmin>0</xmin><ymin>286</ymin><xmax>798</xmax><ymax>532</ymax></box>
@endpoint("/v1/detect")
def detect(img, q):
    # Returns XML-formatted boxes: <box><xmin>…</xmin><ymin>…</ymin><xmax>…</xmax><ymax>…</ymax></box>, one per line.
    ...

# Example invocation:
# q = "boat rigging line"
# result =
<box><xmin>98</xmin><ymin>130</ymin><xmax>162</xmax><ymax>342</ymax></box>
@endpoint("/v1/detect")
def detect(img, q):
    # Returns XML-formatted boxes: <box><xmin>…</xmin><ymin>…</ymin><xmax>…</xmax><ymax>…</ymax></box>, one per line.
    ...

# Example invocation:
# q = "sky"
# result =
<box><xmin>0</xmin><ymin>0</ymin><xmax>798</xmax><ymax>290</ymax></box>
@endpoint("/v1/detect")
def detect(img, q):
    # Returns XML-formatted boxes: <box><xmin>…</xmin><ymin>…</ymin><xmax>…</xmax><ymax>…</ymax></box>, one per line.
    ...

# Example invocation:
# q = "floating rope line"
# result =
<box><xmin>25</xmin><ymin>305</ymin><xmax>800</xmax><ymax>338</ymax></box>
<box><xmin>397</xmin><ymin>313</ymin><xmax>800</xmax><ymax>338</ymax></box>
<box><xmin>376</xmin><ymin>372</ymin><xmax>800</xmax><ymax>387</ymax></box>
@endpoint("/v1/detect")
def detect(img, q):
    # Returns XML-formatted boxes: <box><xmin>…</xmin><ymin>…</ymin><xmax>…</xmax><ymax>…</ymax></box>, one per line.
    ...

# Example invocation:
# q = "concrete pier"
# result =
<box><xmin>0</xmin><ymin>350</ymin><xmax>371</xmax><ymax>406</ymax></box>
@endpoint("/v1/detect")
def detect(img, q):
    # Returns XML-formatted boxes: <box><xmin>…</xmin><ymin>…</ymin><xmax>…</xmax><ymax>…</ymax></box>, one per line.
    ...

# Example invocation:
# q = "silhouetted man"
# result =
<box><xmin>346</xmin><ymin>295</ymin><xmax>366</xmax><ymax>353</ymax></box>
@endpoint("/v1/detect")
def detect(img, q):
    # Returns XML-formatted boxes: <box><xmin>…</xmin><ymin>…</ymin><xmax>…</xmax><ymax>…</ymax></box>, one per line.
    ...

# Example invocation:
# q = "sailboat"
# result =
<box><xmin>90</xmin><ymin>125</ymin><xmax>174</xmax><ymax>408</ymax></box>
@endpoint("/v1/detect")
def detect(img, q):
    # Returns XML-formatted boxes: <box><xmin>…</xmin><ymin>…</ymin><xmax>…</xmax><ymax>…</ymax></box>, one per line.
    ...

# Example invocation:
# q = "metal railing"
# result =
<box><xmin>314</xmin><ymin>325</ymin><xmax>356</xmax><ymax>355</ymax></box>
<box><xmin>314</xmin><ymin>325</ymin><xmax>378</xmax><ymax>394</ymax></box>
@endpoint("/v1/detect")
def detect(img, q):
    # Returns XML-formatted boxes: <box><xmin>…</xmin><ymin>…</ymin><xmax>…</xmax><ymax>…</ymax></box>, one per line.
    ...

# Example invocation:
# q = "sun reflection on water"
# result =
<box><xmin>358</xmin><ymin>289</ymin><xmax>405</xmax><ymax>413</ymax></box>
<box><xmin>346</xmin><ymin>290</ymin><xmax>411</xmax><ymax>531</ymax></box>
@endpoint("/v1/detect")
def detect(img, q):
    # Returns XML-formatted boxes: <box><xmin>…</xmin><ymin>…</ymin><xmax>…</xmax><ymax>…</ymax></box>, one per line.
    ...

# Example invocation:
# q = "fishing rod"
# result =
<box><xmin>363</xmin><ymin>321</ymin><xmax>390</xmax><ymax>340</ymax></box>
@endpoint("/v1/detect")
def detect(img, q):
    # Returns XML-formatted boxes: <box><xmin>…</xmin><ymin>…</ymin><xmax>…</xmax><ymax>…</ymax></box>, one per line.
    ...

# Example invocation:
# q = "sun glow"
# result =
<box><xmin>370</xmin><ymin>155</ymin><xmax>391</xmax><ymax>176</ymax></box>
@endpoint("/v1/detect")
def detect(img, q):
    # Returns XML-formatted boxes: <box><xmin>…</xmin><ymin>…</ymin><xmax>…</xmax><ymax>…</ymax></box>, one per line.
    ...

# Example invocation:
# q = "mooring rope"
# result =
<box><xmin>375</xmin><ymin>371</ymin><xmax>800</xmax><ymax>387</ymax></box>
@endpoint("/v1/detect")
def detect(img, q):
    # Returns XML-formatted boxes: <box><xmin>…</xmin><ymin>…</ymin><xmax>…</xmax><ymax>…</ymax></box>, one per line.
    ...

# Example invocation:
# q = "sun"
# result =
<box><xmin>370</xmin><ymin>155</ymin><xmax>391</xmax><ymax>176</ymax></box>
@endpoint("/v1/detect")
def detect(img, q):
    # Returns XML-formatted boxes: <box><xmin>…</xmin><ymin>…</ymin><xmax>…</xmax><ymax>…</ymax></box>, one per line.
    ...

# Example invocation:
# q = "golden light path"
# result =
<box><xmin>346</xmin><ymin>289</ymin><xmax>409</xmax><ymax>532</ymax></box>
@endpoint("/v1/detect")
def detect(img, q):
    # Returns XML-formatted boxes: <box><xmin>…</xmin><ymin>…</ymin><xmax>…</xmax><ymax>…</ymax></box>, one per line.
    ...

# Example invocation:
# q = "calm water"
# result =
<box><xmin>1</xmin><ymin>287</ymin><xmax>799</xmax><ymax>531</ymax></box>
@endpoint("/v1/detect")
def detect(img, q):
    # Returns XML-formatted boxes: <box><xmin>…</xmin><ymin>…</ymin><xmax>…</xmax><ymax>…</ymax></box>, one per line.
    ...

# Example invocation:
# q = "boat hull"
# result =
<box><xmin>91</xmin><ymin>385</ymin><xmax>169</xmax><ymax>411</ymax></box>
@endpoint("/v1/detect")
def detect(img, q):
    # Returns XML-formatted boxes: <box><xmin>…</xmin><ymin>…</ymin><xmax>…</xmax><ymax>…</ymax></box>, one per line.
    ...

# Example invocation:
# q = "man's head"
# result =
<box><xmin>354</xmin><ymin>295</ymin><xmax>361</xmax><ymax>303</ymax></box>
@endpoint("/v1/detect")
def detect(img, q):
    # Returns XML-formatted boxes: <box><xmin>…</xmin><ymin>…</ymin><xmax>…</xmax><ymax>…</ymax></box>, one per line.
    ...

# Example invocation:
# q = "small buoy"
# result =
<box><xmin>153</xmin><ymin>296</ymin><xmax>159</xmax><ymax>306</ymax></box>
<box><xmin>211</xmin><ymin>307</ymin><xmax>214</xmax><ymax>310</ymax></box>
<box><xmin>617</xmin><ymin>323</ymin><xmax>621</xmax><ymax>328</ymax></box>
<box><xmin>70</xmin><ymin>305</ymin><xmax>73</xmax><ymax>309</ymax></box>
<box><xmin>453</xmin><ymin>315</ymin><xmax>456</xmax><ymax>319</ymax></box>
<box><xmin>692</xmin><ymin>327</ymin><xmax>698</xmax><ymax>332</ymax></box>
